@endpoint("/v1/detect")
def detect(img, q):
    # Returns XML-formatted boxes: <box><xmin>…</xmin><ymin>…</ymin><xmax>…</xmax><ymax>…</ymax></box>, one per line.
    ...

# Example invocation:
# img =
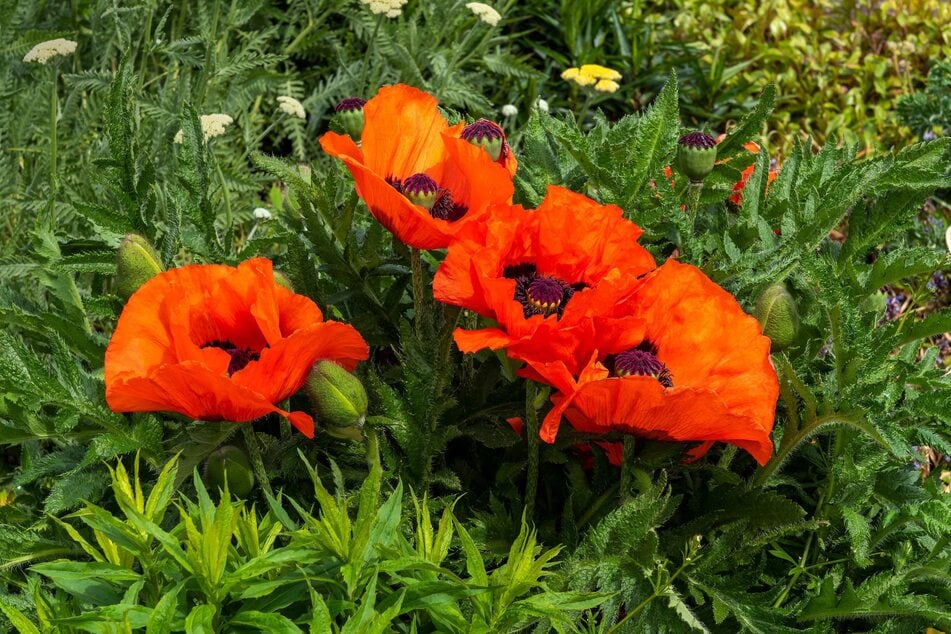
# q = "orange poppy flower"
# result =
<box><xmin>527</xmin><ymin>260</ymin><xmax>778</xmax><ymax>465</ymax></box>
<box><xmin>104</xmin><ymin>258</ymin><xmax>369</xmax><ymax>438</ymax></box>
<box><xmin>433</xmin><ymin>186</ymin><xmax>656</xmax><ymax>373</ymax></box>
<box><xmin>319</xmin><ymin>84</ymin><xmax>515</xmax><ymax>249</ymax></box>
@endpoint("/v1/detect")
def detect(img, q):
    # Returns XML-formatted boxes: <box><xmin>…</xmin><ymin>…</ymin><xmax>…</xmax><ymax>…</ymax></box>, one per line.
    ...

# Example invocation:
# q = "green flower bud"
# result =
<box><xmin>115</xmin><ymin>234</ymin><xmax>164</xmax><ymax>300</ymax></box>
<box><xmin>334</xmin><ymin>97</ymin><xmax>367</xmax><ymax>142</ymax></box>
<box><xmin>676</xmin><ymin>131</ymin><xmax>717</xmax><ymax>182</ymax></box>
<box><xmin>754</xmin><ymin>283</ymin><xmax>799</xmax><ymax>351</ymax></box>
<box><xmin>305</xmin><ymin>360</ymin><xmax>369</xmax><ymax>437</ymax></box>
<box><xmin>203</xmin><ymin>445</ymin><xmax>255</xmax><ymax>497</ymax></box>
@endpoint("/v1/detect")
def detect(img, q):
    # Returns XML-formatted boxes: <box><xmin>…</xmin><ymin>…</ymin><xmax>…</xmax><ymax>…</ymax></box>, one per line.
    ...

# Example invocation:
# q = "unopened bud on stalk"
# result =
<box><xmin>334</xmin><ymin>97</ymin><xmax>367</xmax><ymax>142</ymax></box>
<box><xmin>115</xmin><ymin>234</ymin><xmax>163</xmax><ymax>300</ymax></box>
<box><xmin>204</xmin><ymin>445</ymin><xmax>255</xmax><ymax>497</ymax></box>
<box><xmin>676</xmin><ymin>131</ymin><xmax>717</xmax><ymax>182</ymax></box>
<box><xmin>754</xmin><ymin>283</ymin><xmax>799</xmax><ymax>351</ymax></box>
<box><xmin>305</xmin><ymin>360</ymin><xmax>369</xmax><ymax>440</ymax></box>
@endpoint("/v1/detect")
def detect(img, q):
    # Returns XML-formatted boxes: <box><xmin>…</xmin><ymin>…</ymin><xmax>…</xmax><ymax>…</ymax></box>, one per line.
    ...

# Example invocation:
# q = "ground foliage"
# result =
<box><xmin>2</xmin><ymin>1</ymin><xmax>951</xmax><ymax>633</ymax></box>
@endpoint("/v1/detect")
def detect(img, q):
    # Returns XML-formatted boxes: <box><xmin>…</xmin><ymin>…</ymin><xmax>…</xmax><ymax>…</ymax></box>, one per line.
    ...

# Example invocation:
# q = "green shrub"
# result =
<box><xmin>662</xmin><ymin>0</ymin><xmax>951</xmax><ymax>154</ymax></box>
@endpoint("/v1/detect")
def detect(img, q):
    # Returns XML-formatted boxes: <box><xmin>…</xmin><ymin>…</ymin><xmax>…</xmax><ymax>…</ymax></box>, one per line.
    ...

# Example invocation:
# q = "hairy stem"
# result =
<box><xmin>241</xmin><ymin>425</ymin><xmax>273</xmax><ymax>498</ymax></box>
<box><xmin>524</xmin><ymin>381</ymin><xmax>540</xmax><ymax>519</ymax></box>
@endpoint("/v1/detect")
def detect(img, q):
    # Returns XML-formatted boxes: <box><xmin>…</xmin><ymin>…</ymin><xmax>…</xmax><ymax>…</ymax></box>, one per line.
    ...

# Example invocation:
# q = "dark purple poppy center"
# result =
<box><xmin>606</xmin><ymin>341</ymin><xmax>673</xmax><ymax>387</ymax></box>
<box><xmin>678</xmin><ymin>131</ymin><xmax>716</xmax><ymax>149</ymax></box>
<box><xmin>389</xmin><ymin>173</ymin><xmax>469</xmax><ymax>222</ymax></box>
<box><xmin>334</xmin><ymin>97</ymin><xmax>367</xmax><ymax>113</ymax></box>
<box><xmin>461</xmin><ymin>119</ymin><xmax>504</xmax><ymax>143</ymax></box>
<box><xmin>203</xmin><ymin>339</ymin><xmax>261</xmax><ymax>375</ymax></box>
<box><xmin>504</xmin><ymin>263</ymin><xmax>586</xmax><ymax>319</ymax></box>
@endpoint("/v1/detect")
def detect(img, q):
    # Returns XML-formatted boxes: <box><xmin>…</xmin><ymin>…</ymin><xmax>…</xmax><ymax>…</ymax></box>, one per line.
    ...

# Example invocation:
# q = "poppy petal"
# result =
<box><xmin>231</xmin><ymin>321</ymin><xmax>370</xmax><ymax>403</ymax></box>
<box><xmin>361</xmin><ymin>84</ymin><xmax>452</xmax><ymax>179</ymax></box>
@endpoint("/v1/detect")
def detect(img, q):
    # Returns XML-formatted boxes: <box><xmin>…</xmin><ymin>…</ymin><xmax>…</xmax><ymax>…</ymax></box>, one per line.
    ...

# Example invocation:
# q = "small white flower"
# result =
<box><xmin>23</xmin><ymin>38</ymin><xmax>77</xmax><ymax>64</ymax></box>
<box><xmin>466</xmin><ymin>2</ymin><xmax>502</xmax><ymax>26</ymax></box>
<box><xmin>361</xmin><ymin>0</ymin><xmax>407</xmax><ymax>17</ymax></box>
<box><xmin>535</xmin><ymin>98</ymin><xmax>549</xmax><ymax>113</ymax></box>
<box><xmin>945</xmin><ymin>226</ymin><xmax>951</xmax><ymax>256</ymax></box>
<box><xmin>253</xmin><ymin>207</ymin><xmax>273</xmax><ymax>220</ymax></box>
<box><xmin>501</xmin><ymin>104</ymin><xmax>518</xmax><ymax>117</ymax></box>
<box><xmin>173</xmin><ymin>113</ymin><xmax>234</xmax><ymax>144</ymax></box>
<box><xmin>277</xmin><ymin>95</ymin><xmax>306</xmax><ymax>120</ymax></box>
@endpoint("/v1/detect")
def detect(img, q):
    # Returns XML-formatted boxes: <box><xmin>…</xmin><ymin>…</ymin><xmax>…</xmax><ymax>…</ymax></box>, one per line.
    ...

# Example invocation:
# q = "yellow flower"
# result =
<box><xmin>561</xmin><ymin>68</ymin><xmax>581</xmax><ymax>81</ymax></box>
<box><xmin>594</xmin><ymin>79</ymin><xmax>620</xmax><ymax>93</ymax></box>
<box><xmin>580</xmin><ymin>64</ymin><xmax>621</xmax><ymax>81</ymax></box>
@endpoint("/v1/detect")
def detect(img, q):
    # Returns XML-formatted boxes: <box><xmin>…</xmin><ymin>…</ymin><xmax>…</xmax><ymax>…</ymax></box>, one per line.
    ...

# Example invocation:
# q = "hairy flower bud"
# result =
<box><xmin>676</xmin><ymin>131</ymin><xmax>717</xmax><ymax>182</ymax></box>
<box><xmin>203</xmin><ymin>445</ymin><xmax>255</xmax><ymax>497</ymax></box>
<box><xmin>754</xmin><ymin>283</ymin><xmax>799</xmax><ymax>350</ymax></box>
<box><xmin>115</xmin><ymin>234</ymin><xmax>163</xmax><ymax>300</ymax></box>
<box><xmin>305</xmin><ymin>360</ymin><xmax>369</xmax><ymax>438</ymax></box>
<box><xmin>334</xmin><ymin>97</ymin><xmax>367</xmax><ymax>142</ymax></box>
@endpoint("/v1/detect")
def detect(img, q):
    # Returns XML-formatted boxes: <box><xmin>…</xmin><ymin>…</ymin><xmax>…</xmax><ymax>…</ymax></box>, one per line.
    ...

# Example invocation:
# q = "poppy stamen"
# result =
<box><xmin>203</xmin><ymin>339</ymin><xmax>261</xmax><ymax>375</ymax></box>
<box><xmin>430</xmin><ymin>190</ymin><xmax>468</xmax><ymax>222</ymax></box>
<box><xmin>607</xmin><ymin>341</ymin><xmax>673</xmax><ymax>387</ymax></box>
<box><xmin>505</xmin><ymin>264</ymin><xmax>577</xmax><ymax>318</ymax></box>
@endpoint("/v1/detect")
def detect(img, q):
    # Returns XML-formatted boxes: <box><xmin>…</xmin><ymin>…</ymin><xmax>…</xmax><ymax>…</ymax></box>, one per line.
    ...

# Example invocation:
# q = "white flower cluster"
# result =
<box><xmin>277</xmin><ymin>95</ymin><xmax>306</xmax><ymax>120</ymax></box>
<box><xmin>361</xmin><ymin>0</ymin><xmax>407</xmax><ymax>18</ymax></box>
<box><xmin>173</xmin><ymin>113</ymin><xmax>234</xmax><ymax>144</ymax></box>
<box><xmin>501</xmin><ymin>104</ymin><xmax>518</xmax><ymax>117</ymax></box>
<box><xmin>23</xmin><ymin>38</ymin><xmax>77</xmax><ymax>64</ymax></box>
<box><xmin>253</xmin><ymin>207</ymin><xmax>273</xmax><ymax>220</ymax></box>
<box><xmin>466</xmin><ymin>2</ymin><xmax>501</xmax><ymax>26</ymax></box>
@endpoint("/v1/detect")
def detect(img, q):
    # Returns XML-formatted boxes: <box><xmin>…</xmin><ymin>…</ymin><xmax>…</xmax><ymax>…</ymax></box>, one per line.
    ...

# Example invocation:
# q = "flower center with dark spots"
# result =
<box><xmin>390</xmin><ymin>173</ymin><xmax>469</xmax><ymax>222</ymax></box>
<box><xmin>606</xmin><ymin>341</ymin><xmax>673</xmax><ymax>387</ymax></box>
<box><xmin>203</xmin><ymin>339</ymin><xmax>261</xmax><ymax>375</ymax></box>
<box><xmin>504</xmin><ymin>263</ymin><xmax>585</xmax><ymax>319</ymax></box>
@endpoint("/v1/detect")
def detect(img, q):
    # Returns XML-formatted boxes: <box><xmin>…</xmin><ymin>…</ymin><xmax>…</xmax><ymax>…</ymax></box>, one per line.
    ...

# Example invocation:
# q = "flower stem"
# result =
<box><xmin>359</xmin><ymin>16</ymin><xmax>383</xmax><ymax>95</ymax></box>
<box><xmin>524</xmin><ymin>381</ymin><xmax>540</xmax><ymax>519</ymax></box>
<box><xmin>241</xmin><ymin>425</ymin><xmax>273</xmax><ymax>498</ymax></box>
<box><xmin>48</xmin><ymin>67</ymin><xmax>59</xmax><ymax>225</ymax></box>
<box><xmin>619</xmin><ymin>436</ymin><xmax>636</xmax><ymax>500</ymax></box>
<box><xmin>364</xmin><ymin>424</ymin><xmax>381</xmax><ymax>474</ymax></box>
<box><xmin>410</xmin><ymin>248</ymin><xmax>428</xmax><ymax>334</ymax></box>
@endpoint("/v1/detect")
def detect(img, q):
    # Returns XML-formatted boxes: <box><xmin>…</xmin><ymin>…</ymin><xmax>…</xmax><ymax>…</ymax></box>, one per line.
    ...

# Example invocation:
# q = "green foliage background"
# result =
<box><xmin>1</xmin><ymin>0</ymin><xmax>951</xmax><ymax>632</ymax></box>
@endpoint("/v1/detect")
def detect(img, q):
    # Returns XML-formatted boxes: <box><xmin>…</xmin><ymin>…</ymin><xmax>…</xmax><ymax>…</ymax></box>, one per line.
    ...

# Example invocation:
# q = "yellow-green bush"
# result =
<box><xmin>666</xmin><ymin>0</ymin><xmax>951</xmax><ymax>154</ymax></box>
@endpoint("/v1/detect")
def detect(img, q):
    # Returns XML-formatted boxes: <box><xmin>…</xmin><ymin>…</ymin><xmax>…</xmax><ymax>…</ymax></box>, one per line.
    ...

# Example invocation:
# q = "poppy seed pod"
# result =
<box><xmin>203</xmin><ymin>445</ymin><xmax>255</xmax><ymax>497</ymax></box>
<box><xmin>754</xmin><ymin>283</ymin><xmax>799</xmax><ymax>351</ymax></box>
<box><xmin>334</xmin><ymin>97</ymin><xmax>367</xmax><ymax>141</ymax></box>
<box><xmin>305</xmin><ymin>360</ymin><xmax>369</xmax><ymax>437</ymax></box>
<box><xmin>461</xmin><ymin>119</ymin><xmax>505</xmax><ymax>162</ymax></box>
<box><xmin>676</xmin><ymin>131</ymin><xmax>717</xmax><ymax>182</ymax></box>
<box><xmin>115</xmin><ymin>234</ymin><xmax>163</xmax><ymax>300</ymax></box>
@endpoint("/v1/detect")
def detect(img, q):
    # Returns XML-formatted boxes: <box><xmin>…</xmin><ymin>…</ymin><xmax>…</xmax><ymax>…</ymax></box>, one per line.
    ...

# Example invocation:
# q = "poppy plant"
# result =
<box><xmin>526</xmin><ymin>260</ymin><xmax>778</xmax><ymax>465</ymax></box>
<box><xmin>320</xmin><ymin>84</ymin><xmax>515</xmax><ymax>249</ymax></box>
<box><xmin>715</xmin><ymin>135</ymin><xmax>779</xmax><ymax>205</ymax></box>
<box><xmin>433</xmin><ymin>186</ymin><xmax>656</xmax><ymax>373</ymax></box>
<box><xmin>104</xmin><ymin>258</ymin><xmax>369</xmax><ymax>438</ymax></box>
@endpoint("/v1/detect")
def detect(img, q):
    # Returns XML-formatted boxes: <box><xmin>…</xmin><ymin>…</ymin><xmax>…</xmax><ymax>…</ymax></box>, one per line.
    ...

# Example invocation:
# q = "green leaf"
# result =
<box><xmin>229</xmin><ymin>611</ymin><xmax>304</xmax><ymax>633</ymax></box>
<box><xmin>146</xmin><ymin>584</ymin><xmax>181</xmax><ymax>634</ymax></box>
<box><xmin>0</xmin><ymin>599</ymin><xmax>41</xmax><ymax>634</ymax></box>
<box><xmin>185</xmin><ymin>604</ymin><xmax>216</xmax><ymax>634</ymax></box>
